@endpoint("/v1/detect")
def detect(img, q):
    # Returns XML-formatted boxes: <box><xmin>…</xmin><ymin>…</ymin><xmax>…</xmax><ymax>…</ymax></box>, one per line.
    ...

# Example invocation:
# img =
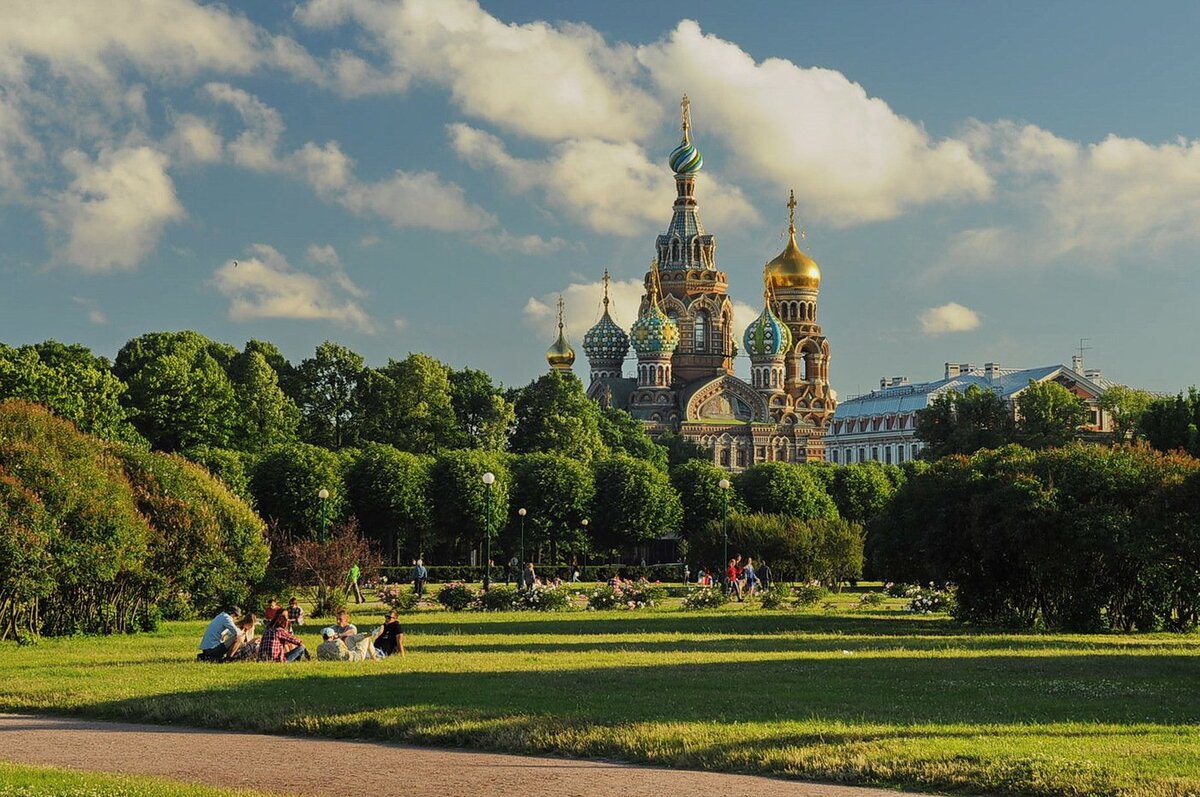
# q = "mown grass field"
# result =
<box><xmin>0</xmin><ymin>762</ymin><xmax>267</xmax><ymax>796</ymax></box>
<box><xmin>1</xmin><ymin>590</ymin><xmax>1197</xmax><ymax>796</ymax></box>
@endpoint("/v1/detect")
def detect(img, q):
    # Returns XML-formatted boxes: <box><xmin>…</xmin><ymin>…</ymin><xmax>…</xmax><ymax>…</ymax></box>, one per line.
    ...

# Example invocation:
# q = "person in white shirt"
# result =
<box><xmin>197</xmin><ymin>610</ymin><xmax>246</xmax><ymax>662</ymax></box>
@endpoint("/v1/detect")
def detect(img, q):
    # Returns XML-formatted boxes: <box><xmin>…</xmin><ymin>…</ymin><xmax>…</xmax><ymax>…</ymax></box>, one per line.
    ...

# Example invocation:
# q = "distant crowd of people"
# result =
<box><xmin>196</xmin><ymin>601</ymin><xmax>405</xmax><ymax>664</ymax></box>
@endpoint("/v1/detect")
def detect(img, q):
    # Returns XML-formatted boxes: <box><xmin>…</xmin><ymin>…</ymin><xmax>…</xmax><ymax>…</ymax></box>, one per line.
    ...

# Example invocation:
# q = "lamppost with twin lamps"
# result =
<box><xmin>518</xmin><ymin>507</ymin><xmax>527</xmax><ymax>566</ymax></box>
<box><xmin>482</xmin><ymin>471</ymin><xmax>495</xmax><ymax>591</ymax></box>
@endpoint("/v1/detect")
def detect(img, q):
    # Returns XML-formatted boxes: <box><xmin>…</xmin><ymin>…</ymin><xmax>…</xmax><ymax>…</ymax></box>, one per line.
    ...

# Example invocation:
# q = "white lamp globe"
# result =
<box><xmin>482</xmin><ymin>471</ymin><xmax>496</xmax><ymax>485</ymax></box>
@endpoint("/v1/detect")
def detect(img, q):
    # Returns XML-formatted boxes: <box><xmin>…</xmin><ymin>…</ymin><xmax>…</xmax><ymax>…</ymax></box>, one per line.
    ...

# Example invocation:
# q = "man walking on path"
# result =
<box><xmin>412</xmin><ymin>559</ymin><xmax>428</xmax><ymax>597</ymax></box>
<box><xmin>348</xmin><ymin>562</ymin><xmax>365</xmax><ymax>604</ymax></box>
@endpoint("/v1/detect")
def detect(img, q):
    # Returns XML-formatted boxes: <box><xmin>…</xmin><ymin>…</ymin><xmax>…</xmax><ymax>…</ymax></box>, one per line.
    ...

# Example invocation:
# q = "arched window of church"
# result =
<box><xmin>720</xmin><ymin>449</ymin><xmax>730</xmax><ymax>466</ymax></box>
<box><xmin>694</xmin><ymin>310</ymin><xmax>708</xmax><ymax>351</ymax></box>
<box><xmin>737</xmin><ymin>449</ymin><xmax>746</xmax><ymax>467</ymax></box>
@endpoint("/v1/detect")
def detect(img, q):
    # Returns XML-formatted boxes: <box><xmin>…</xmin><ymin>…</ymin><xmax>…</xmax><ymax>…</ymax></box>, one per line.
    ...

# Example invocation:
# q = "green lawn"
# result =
<box><xmin>0</xmin><ymin>762</ymin><xmax>268</xmax><ymax>796</ymax></box>
<box><xmin>1</xmin><ymin>594</ymin><xmax>1198</xmax><ymax>797</ymax></box>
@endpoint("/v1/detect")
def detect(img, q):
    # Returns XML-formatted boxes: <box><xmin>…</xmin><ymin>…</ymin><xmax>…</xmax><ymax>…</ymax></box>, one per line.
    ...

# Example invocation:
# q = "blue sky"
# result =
<box><xmin>2</xmin><ymin>0</ymin><xmax>1198</xmax><ymax>396</ymax></box>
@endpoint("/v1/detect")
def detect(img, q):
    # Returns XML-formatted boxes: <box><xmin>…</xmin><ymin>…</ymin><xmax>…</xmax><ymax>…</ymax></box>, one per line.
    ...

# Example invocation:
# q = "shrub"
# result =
<box><xmin>759</xmin><ymin>586</ymin><xmax>789</xmax><ymax>609</ymax></box>
<box><xmin>621</xmin><ymin>582</ymin><xmax>665</xmax><ymax>608</ymax></box>
<box><xmin>908</xmin><ymin>585</ymin><xmax>956</xmax><ymax>615</ymax></box>
<box><xmin>376</xmin><ymin>584</ymin><xmax>420</xmax><ymax>613</ymax></box>
<box><xmin>793</xmin><ymin>582</ymin><xmax>827</xmax><ymax>607</ymax></box>
<box><xmin>437</xmin><ymin>582</ymin><xmax>475</xmax><ymax>611</ymax></box>
<box><xmin>681</xmin><ymin>586</ymin><xmax>728</xmax><ymax>610</ymax></box>
<box><xmin>586</xmin><ymin>584</ymin><xmax>621</xmax><ymax>610</ymax></box>
<box><xmin>277</xmin><ymin>519</ymin><xmax>379</xmax><ymax>618</ymax></box>
<box><xmin>250</xmin><ymin>443</ymin><xmax>346</xmax><ymax>539</ymax></box>
<box><xmin>477</xmin><ymin>585</ymin><xmax>520</xmax><ymax>611</ymax></box>
<box><xmin>521</xmin><ymin>586</ymin><xmax>572</xmax><ymax>612</ymax></box>
<box><xmin>857</xmin><ymin>591</ymin><xmax>886</xmax><ymax>608</ymax></box>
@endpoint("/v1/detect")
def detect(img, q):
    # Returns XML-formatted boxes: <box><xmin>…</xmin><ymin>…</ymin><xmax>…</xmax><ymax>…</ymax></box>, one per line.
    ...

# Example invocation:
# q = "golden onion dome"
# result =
<box><xmin>766</xmin><ymin>190</ymin><xmax>821</xmax><ymax>292</ymax></box>
<box><xmin>545</xmin><ymin>295</ymin><xmax>576</xmax><ymax>371</ymax></box>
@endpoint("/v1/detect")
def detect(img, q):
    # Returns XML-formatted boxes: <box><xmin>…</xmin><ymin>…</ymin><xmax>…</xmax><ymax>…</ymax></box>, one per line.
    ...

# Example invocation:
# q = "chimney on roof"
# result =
<box><xmin>984</xmin><ymin>362</ymin><xmax>1001</xmax><ymax>382</ymax></box>
<box><xmin>945</xmin><ymin>362</ymin><xmax>972</xmax><ymax>379</ymax></box>
<box><xmin>881</xmin><ymin>376</ymin><xmax>910</xmax><ymax>388</ymax></box>
<box><xmin>1071</xmin><ymin>354</ymin><xmax>1084</xmax><ymax>374</ymax></box>
<box><xmin>1084</xmin><ymin>368</ymin><xmax>1103</xmax><ymax>381</ymax></box>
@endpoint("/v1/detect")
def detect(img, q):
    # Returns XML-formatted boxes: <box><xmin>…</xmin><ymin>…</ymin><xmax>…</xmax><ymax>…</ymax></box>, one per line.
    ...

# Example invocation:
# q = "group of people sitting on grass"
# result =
<box><xmin>196</xmin><ymin>602</ymin><xmax>405</xmax><ymax>664</ymax></box>
<box><xmin>723</xmin><ymin>555</ymin><xmax>771</xmax><ymax>601</ymax></box>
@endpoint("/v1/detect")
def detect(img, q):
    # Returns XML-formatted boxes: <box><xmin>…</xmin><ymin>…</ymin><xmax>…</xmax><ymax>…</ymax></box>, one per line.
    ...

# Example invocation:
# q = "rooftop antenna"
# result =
<box><xmin>1078</xmin><ymin>337</ymin><xmax>1092</xmax><ymax>362</ymax></box>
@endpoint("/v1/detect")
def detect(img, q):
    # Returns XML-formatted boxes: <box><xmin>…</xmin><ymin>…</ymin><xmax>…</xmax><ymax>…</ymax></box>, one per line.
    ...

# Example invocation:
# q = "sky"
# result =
<box><xmin>2</xmin><ymin>0</ymin><xmax>1199</xmax><ymax>397</ymax></box>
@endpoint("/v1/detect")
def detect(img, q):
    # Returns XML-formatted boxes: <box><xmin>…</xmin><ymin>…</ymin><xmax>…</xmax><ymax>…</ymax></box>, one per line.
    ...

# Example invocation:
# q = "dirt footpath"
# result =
<box><xmin>0</xmin><ymin>713</ymin><xmax>930</xmax><ymax>797</ymax></box>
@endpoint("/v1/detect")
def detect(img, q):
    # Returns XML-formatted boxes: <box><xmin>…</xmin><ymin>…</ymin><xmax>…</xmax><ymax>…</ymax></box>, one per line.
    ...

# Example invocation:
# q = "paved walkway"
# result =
<box><xmin>0</xmin><ymin>714</ymin><xmax>931</xmax><ymax>796</ymax></box>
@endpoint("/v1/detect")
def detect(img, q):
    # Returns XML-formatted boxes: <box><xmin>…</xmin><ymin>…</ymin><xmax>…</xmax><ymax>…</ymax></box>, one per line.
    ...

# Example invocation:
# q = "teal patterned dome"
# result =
<box><xmin>669</xmin><ymin>136</ymin><xmax>703</xmax><ymax>174</ymax></box>
<box><xmin>743</xmin><ymin>300</ymin><xmax>792</xmax><ymax>359</ymax></box>
<box><xmin>631</xmin><ymin>303</ymin><xmax>679</xmax><ymax>355</ymax></box>
<box><xmin>583</xmin><ymin>310</ymin><xmax>629</xmax><ymax>363</ymax></box>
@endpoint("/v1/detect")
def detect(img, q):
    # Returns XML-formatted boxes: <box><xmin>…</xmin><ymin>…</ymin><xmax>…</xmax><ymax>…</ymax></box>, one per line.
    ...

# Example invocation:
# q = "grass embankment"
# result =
<box><xmin>0</xmin><ymin>762</ymin><xmax>269</xmax><ymax>796</ymax></box>
<box><xmin>1</xmin><ymin>595</ymin><xmax>1197</xmax><ymax>797</ymax></box>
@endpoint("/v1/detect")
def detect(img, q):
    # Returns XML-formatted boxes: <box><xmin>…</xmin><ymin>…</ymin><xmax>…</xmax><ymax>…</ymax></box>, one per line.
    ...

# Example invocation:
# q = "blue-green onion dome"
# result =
<box><xmin>669</xmin><ymin>135</ymin><xmax>703</xmax><ymax>174</ymax></box>
<box><xmin>631</xmin><ymin>304</ymin><xmax>680</xmax><ymax>355</ymax></box>
<box><xmin>583</xmin><ymin>309</ymin><xmax>630</xmax><ymax>363</ymax></box>
<box><xmin>743</xmin><ymin>301</ymin><xmax>792</xmax><ymax>359</ymax></box>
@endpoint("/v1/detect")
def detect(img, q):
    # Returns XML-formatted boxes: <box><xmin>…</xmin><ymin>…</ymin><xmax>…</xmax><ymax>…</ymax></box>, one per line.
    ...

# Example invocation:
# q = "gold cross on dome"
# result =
<box><xmin>681</xmin><ymin>95</ymin><xmax>692</xmax><ymax>139</ymax></box>
<box><xmin>557</xmin><ymin>295</ymin><xmax>565</xmax><ymax>332</ymax></box>
<box><xmin>787</xmin><ymin>189</ymin><xmax>797</xmax><ymax>233</ymax></box>
<box><xmin>602</xmin><ymin>269</ymin><xmax>610</xmax><ymax>309</ymax></box>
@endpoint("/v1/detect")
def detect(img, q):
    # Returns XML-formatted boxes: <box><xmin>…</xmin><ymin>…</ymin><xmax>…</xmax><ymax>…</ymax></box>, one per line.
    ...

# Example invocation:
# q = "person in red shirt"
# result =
<box><xmin>258</xmin><ymin>613</ymin><xmax>308</xmax><ymax>662</ymax></box>
<box><xmin>725</xmin><ymin>559</ymin><xmax>744</xmax><ymax>602</ymax></box>
<box><xmin>263</xmin><ymin>598</ymin><xmax>282</xmax><ymax>625</ymax></box>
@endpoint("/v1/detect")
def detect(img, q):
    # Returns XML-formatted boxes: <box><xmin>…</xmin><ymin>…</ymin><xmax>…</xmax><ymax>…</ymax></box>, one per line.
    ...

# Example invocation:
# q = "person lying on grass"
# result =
<box><xmin>258</xmin><ymin>612</ymin><xmax>309</xmax><ymax>663</ymax></box>
<box><xmin>196</xmin><ymin>609</ymin><xmax>246</xmax><ymax>663</ymax></box>
<box><xmin>317</xmin><ymin>626</ymin><xmax>383</xmax><ymax>661</ymax></box>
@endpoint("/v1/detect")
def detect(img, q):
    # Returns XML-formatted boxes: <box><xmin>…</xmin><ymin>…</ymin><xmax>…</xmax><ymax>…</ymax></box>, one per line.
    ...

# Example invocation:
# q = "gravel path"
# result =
<box><xmin>0</xmin><ymin>713</ymin><xmax>931</xmax><ymax>796</ymax></box>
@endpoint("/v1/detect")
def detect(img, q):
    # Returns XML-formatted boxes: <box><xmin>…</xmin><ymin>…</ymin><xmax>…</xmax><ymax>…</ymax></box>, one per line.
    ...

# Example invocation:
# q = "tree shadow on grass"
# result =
<box><xmin>81</xmin><ymin>652</ymin><xmax>1200</xmax><ymax>731</ymax></box>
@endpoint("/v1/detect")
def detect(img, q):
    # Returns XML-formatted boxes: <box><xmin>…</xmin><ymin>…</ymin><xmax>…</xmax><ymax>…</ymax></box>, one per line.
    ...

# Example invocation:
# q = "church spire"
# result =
<box><xmin>545</xmin><ymin>294</ymin><xmax>576</xmax><ymax>372</ymax></box>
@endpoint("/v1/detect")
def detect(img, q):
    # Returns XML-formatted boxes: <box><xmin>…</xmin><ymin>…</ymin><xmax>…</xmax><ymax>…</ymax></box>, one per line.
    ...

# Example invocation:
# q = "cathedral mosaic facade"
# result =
<box><xmin>544</xmin><ymin>97</ymin><xmax>837</xmax><ymax>470</ymax></box>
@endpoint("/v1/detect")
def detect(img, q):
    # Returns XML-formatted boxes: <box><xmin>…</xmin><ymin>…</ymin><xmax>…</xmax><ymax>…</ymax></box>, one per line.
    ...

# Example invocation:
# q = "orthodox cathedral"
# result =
<box><xmin>544</xmin><ymin>97</ymin><xmax>836</xmax><ymax>470</ymax></box>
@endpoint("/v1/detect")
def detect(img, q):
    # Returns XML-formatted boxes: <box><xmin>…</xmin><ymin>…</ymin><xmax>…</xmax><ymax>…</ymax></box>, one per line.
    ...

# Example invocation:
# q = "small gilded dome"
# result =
<box><xmin>766</xmin><ymin>190</ymin><xmax>821</xmax><ymax>291</ymax></box>
<box><xmin>583</xmin><ymin>310</ymin><xmax>629</xmax><ymax>363</ymax></box>
<box><xmin>743</xmin><ymin>300</ymin><xmax>792</xmax><ymax>359</ymax></box>
<box><xmin>631</xmin><ymin>303</ymin><xmax>679</xmax><ymax>355</ymax></box>
<box><xmin>546</xmin><ymin>328</ymin><xmax>575</xmax><ymax>370</ymax></box>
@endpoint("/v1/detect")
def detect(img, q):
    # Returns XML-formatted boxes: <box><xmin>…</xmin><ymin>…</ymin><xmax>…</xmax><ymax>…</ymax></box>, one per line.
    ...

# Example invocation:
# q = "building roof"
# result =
<box><xmin>832</xmin><ymin>364</ymin><xmax>1109</xmax><ymax>421</ymax></box>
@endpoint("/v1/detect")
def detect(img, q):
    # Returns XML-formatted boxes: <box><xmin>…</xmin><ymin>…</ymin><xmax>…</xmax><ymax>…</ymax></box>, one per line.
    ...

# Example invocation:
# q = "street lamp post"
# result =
<box><xmin>518</xmin><ymin>507</ymin><xmax>527</xmax><ymax>566</ymax></box>
<box><xmin>317</xmin><ymin>488</ymin><xmax>330</xmax><ymax>543</ymax></box>
<box><xmin>580</xmin><ymin>518</ymin><xmax>589</xmax><ymax>575</ymax></box>
<box><xmin>718</xmin><ymin>478</ymin><xmax>731</xmax><ymax>576</ymax></box>
<box><xmin>482</xmin><ymin>472</ymin><xmax>495</xmax><ymax>591</ymax></box>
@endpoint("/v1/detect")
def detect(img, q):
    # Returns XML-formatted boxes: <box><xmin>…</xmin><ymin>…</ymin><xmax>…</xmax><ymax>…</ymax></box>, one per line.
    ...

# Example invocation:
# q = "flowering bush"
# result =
<box><xmin>521</xmin><ymin>586</ymin><xmax>571</xmax><ymax>612</ymax></box>
<box><xmin>907</xmin><ymin>584</ymin><xmax>957</xmax><ymax>614</ymax></box>
<box><xmin>759</xmin><ymin>586</ymin><xmax>789</xmax><ymax>609</ymax></box>
<box><xmin>476</xmin><ymin>585</ymin><xmax>520</xmax><ymax>611</ymax></box>
<box><xmin>586</xmin><ymin>584</ymin><xmax>621</xmax><ymax>610</ymax></box>
<box><xmin>793</xmin><ymin>581</ymin><xmax>827</xmax><ymax>607</ymax></box>
<box><xmin>376</xmin><ymin>584</ymin><xmax>420</xmax><ymax>613</ymax></box>
<box><xmin>436</xmin><ymin>582</ymin><xmax>475</xmax><ymax>611</ymax></box>
<box><xmin>885</xmin><ymin>581</ymin><xmax>914</xmax><ymax>598</ymax></box>
<box><xmin>681</xmin><ymin>586</ymin><xmax>728</xmax><ymax>610</ymax></box>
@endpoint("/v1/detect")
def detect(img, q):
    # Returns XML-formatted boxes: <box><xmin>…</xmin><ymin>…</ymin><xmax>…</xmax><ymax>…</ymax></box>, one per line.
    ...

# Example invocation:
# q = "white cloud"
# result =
<box><xmin>947</xmin><ymin>122</ymin><xmax>1200</xmax><ymax>267</ymax></box>
<box><xmin>205</xmin><ymin>83</ymin><xmax>285</xmax><ymax>172</ymax></box>
<box><xmin>339</xmin><ymin>169</ymin><xmax>492</xmax><ymax>232</ymax></box>
<box><xmin>524</xmin><ymin>277</ymin><xmax>645</xmax><ymax>344</ymax></box>
<box><xmin>637</xmin><ymin>21</ymin><xmax>992</xmax><ymax>225</ymax></box>
<box><xmin>212</xmin><ymin>243</ymin><xmax>374</xmax><ymax>332</ymax></box>
<box><xmin>0</xmin><ymin>0</ymin><xmax>319</xmax><ymax>88</ymax></box>
<box><xmin>71</xmin><ymin>297</ymin><xmax>107</xmax><ymax>325</ymax></box>
<box><xmin>306</xmin><ymin>243</ymin><xmax>366</xmax><ymax>299</ymax></box>
<box><xmin>919</xmin><ymin>302</ymin><xmax>981</xmax><ymax>335</ymax></box>
<box><xmin>296</xmin><ymin>0</ymin><xmax>658</xmax><ymax>141</ymax></box>
<box><xmin>392</xmin><ymin>317</ymin><xmax>408</xmax><ymax>332</ymax></box>
<box><xmin>450</xmin><ymin>123</ymin><xmax>758</xmax><ymax>235</ymax></box>
<box><xmin>166</xmin><ymin>113</ymin><xmax>223</xmax><ymax>164</ymax></box>
<box><xmin>42</xmin><ymin>146</ymin><xmax>184</xmax><ymax>272</ymax></box>
<box><xmin>490</xmin><ymin>231</ymin><xmax>568</xmax><ymax>255</ymax></box>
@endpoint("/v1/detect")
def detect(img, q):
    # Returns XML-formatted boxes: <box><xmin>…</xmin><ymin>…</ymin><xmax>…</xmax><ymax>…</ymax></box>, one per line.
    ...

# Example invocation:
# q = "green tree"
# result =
<box><xmin>915</xmin><ymin>384</ymin><xmax>1014</xmax><ymax>459</ymax></box>
<box><xmin>294</xmin><ymin>341</ymin><xmax>365</xmax><ymax>449</ymax></box>
<box><xmin>428</xmin><ymin>450</ymin><xmax>510</xmax><ymax>564</ymax></box>
<box><xmin>810</xmin><ymin>518</ymin><xmax>865</xmax><ymax>590</ymax></box>
<box><xmin>510</xmin><ymin>371</ymin><xmax>607</xmax><ymax>461</ymax></box>
<box><xmin>599</xmin><ymin>407</ymin><xmax>667</xmax><ymax>468</ymax></box>
<box><xmin>735</xmin><ymin>462</ymin><xmax>838</xmax><ymax>520</ymax></box>
<box><xmin>243</xmin><ymin>339</ymin><xmax>298</xmax><ymax>398</ymax></box>
<box><xmin>0</xmin><ymin>342</ymin><xmax>141</xmax><ymax>444</ymax></box>
<box><xmin>508</xmin><ymin>453</ymin><xmax>594</xmax><ymax>565</ymax></box>
<box><xmin>250</xmin><ymin>443</ymin><xmax>347</xmax><ymax>538</ymax></box>
<box><xmin>1139</xmin><ymin>389</ymin><xmax>1200</xmax><ymax>456</ymax></box>
<box><xmin>590</xmin><ymin>455</ymin><xmax>681</xmax><ymax>557</ymax></box>
<box><xmin>357</xmin><ymin>354</ymin><xmax>460</xmax><ymax>453</ymax></box>
<box><xmin>659</xmin><ymin>430</ymin><xmax>709</xmax><ymax>467</ymax></box>
<box><xmin>228</xmin><ymin>349</ymin><xmax>300</xmax><ymax>451</ymax></box>
<box><xmin>114</xmin><ymin>331</ymin><xmax>238</xmax><ymax>451</ymax></box>
<box><xmin>181</xmin><ymin>445</ymin><xmax>252</xmax><ymax>503</ymax></box>
<box><xmin>450</xmin><ymin>368</ymin><xmax>514</xmax><ymax>451</ymax></box>
<box><xmin>0</xmin><ymin>469</ymin><xmax>55</xmax><ymax>639</ymax></box>
<box><xmin>1015</xmin><ymin>379</ymin><xmax>1089</xmax><ymax>449</ymax></box>
<box><xmin>345</xmin><ymin>443</ymin><xmax>432</xmax><ymax>563</ymax></box>
<box><xmin>670</xmin><ymin>459</ymin><xmax>745</xmax><ymax>540</ymax></box>
<box><xmin>831</xmin><ymin>462</ymin><xmax>897</xmax><ymax>525</ymax></box>
<box><xmin>1098</xmin><ymin>385</ymin><xmax>1155</xmax><ymax>442</ymax></box>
